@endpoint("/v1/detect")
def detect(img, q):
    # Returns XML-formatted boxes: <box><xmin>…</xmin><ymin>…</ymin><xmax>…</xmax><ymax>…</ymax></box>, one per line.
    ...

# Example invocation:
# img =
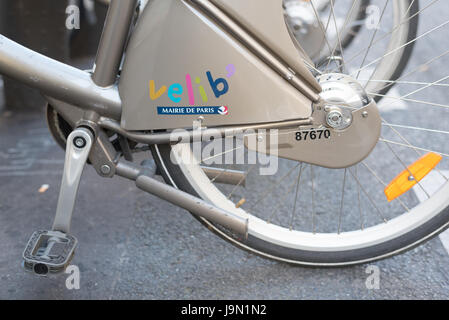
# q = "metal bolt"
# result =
<box><xmin>362</xmin><ymin>111</ymin><xmax>369</xmax><ymax>118</ymax></box>
<box><xmin>326</xmin><ymin>110</ymin><xmax>344</xmax><ymax>128</ymax></box>
<box><xmin>73</xmin><ymin>137</ymin><xmax>86</xmax><ymax>148</ymax></box>
<box><xmin>100</xmin><ymin>165</ymin><xmax>111</xmax><ymax>175</ymax></box>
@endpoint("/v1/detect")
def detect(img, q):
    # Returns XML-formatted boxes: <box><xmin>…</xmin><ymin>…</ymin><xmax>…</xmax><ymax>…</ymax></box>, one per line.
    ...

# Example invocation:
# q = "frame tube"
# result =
<box><xmin>0</xmin><ymin>35</ymin><xmax>122</xmax><ymax>119</ymax></box>
<box><xmin>92</xmin><ymin>0</ymin><xmax>138</xmax><ymax>87</ymax></box>
<box><xmin>116</xmin><ymin>160</ymin><xmax>249</xmax><ymax>237</ymax></box>
<box><xmin>98</xmin><ymin>117</ymin><xmax>313</xmax><ymax>145</ymax></box>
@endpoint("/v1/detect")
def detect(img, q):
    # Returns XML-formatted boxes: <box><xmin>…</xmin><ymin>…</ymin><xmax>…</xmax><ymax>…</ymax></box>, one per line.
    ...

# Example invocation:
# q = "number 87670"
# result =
<box><xmin>295</xmin><ymin>129</ymin><xmax>331</xmax><ymax>141</ymax></box>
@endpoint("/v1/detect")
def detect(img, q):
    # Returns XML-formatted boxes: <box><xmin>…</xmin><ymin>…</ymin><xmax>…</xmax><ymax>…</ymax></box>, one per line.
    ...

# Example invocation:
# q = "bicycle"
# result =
<box><xmin>1</xmin><ymin>0</ymin><xmax>448</xmax><ymax>274</ymax></box>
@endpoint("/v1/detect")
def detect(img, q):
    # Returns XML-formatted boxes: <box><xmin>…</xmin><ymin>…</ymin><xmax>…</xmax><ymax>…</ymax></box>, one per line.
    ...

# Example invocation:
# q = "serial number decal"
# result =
<box><xmin>295</xmin><ymin>129</ymin><xmax>331</xmax><ymax>141</ymax></box>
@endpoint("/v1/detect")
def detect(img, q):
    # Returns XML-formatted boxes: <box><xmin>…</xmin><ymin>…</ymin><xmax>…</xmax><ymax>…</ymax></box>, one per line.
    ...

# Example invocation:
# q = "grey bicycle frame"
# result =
<box><xmin>0</xmin><ymin>0</ymin><xmax>328</xmax><ymax>236</ymax></box>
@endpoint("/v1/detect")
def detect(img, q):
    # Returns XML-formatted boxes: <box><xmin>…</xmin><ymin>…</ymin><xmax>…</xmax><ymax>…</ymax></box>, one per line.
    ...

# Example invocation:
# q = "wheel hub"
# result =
<box><xmin>318</xmin><ymin>73</ymin><xmax>372</xmax><ymax>130</ymax></box>
<box><xmin>317</xmin><ymin>73</ymin><xmax>371</xmax><ymax>109</ymax></box>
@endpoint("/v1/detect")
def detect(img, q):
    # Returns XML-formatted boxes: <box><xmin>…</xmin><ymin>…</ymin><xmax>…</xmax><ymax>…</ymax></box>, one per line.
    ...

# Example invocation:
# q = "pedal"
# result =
<box><xmin>23</xmin><ymin>230</ymin><xmax>77</xmax><ymax>276</ymax></box>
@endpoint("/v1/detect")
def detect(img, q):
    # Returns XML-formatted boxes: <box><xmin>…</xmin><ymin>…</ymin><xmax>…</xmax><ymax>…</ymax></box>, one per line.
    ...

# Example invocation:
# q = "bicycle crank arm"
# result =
<box><xmin>23</xmin><ymin>127</ymin><xmax>93</xmax><ymax>276</ymax></box>
<box><xmin>115</xmin><ymin>160</ymin><xmax>249</xmax><ymax>237</ymax></box>
<box><xmin>52</xmin><ymin>128</ymin><xmax>94</xmax><ymax>232</ymax></box>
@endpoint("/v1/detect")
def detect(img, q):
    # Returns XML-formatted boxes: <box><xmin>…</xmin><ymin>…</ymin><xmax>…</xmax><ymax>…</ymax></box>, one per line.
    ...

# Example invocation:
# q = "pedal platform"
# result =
<box><xmin>23</xmin><ymin>230</ymin><xmax>77</xmax><ymax>276</ymax></box>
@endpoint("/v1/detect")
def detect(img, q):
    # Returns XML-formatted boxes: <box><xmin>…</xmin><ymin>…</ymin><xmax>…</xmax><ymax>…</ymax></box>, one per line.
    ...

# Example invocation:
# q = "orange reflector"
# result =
<box><xmin>384</xmin><ymin>152</ymin><xmax>442</xmax><ymax>202</ymax></box>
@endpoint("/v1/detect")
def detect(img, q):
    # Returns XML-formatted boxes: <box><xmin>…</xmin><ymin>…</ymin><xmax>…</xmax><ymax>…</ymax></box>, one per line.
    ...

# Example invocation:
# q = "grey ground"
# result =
<box><xmin>1</xmin><ymin>0</ymin><xmax>449</xmax><ymax>299</ymax></box>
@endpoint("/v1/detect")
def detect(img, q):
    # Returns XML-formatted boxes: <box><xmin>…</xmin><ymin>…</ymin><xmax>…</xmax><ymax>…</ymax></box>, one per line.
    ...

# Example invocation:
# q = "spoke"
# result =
<box><xmin>373</xmin><ymin>48</ymin><xmax>449</xmax><ymax>93</ymax></box>
<box><xmin>202</xmin><ymin>139</ymin><xmax>244</xmax><ymax>184</ymax></box>
<box><xmin>227</xmin><ymin>164</ymin><xmax>256</xmax><ymax>199</ymax></box>
<box><xmin>373</xmin><ymin>75</ymin><xmax>449</xmax><ymax>114</ymax></box>
<box><xmin>399</xmin><ymin>75</ymin><xmax>449</xmax><ymax>98</ymax></box>
<box><xmin>369</xmin><ymin>76</ymin><xmax>449</xmax><ymax>118</ymax></box>
<box><xmin>202</xmin><ymin>145</ymin><xmax>243</xmax><ymax>163</ymax></box>
<box><xmin>351</xmin><ymin>19</ymin><xmax>449</xmax><ymax>77</ymax></box>
<box><xmin>361</xmin><ymin>161</ymin><xmax>410</xmax><ymax>212</ymax></box>
<box><xmin>203</xmin><ymin>147</ymin><xmax>242</xmax><ymax>183</ymax></box>
<box><xmin>331</xmin><ymin>0</ymin><xmax>441</xmax><ymax>73</ymax></box>
<box><xmin>370</xmin><ymin>92</ymin><xmax>449</xmax><ymax>110</ymax></box>
<box><xmin>348</xmin><ymin>168</ymin><xmax>388</xmax><ymax>223</ymax></box>
<box><xmin>309</xmin><ymin>0</ymin><xmax>334</xmax><ymax>57</ymax></box>
<box><xmin>381</xmin><ymin>135</ymin><xmax>431</xmax><ymax>199</ymax></box>
<box><xmin>381</xmin><ymin>118</ymin><xmax>449</xmax><ymax>182</ymax></box>
<box><xmin>249</xmin><ymin>162</ymin><xmax>301</xmax><ymax>211</ymax></box>
<box><xmin>329</xmin><ymin>0</ymin><xmax>346</xmax><ymax>68</ymax></box>
<box><xmin>210</xmin><ymin>168</ymin><xmax>227</xmax><ymax>183</ymax></box>
<box><xmin>338</xmin><ymin>168</ymin><xmax>347</xmax><ymax>234</ymax></box>
<box><xmin>379</xmin><ymin>138</ymin><xmax>449</xmax><ymax>158</ymax></box>
<box><xmin>311</xmin><ymin>165</ymin><xmax>316</xmax><ymax>234</ymax></box>
<box><xmin>268</xmin><ymin>166</ymin><xmax>306</xmax><ymax>224</ymax></box>
<box><xmin>403</xmin><ymin>0</ymin><xmax>417</xmax><ymax>18</ymax></box>
<box><xmin>322</xmin><ymin>1</ymin><xmax>348</xmax><ymax>73</ymax></box>
<box><xmin>381</xmin><ymin>123</ymin><xmax>449</xmax><ymax>135</ymax></box>
<box><xmin>289</xmin><ymin>163</ymin><xmax>304</xmax><ymax>231</ymax></box>
<box><xmin>356</xmin><ymin>0</ymin><xmax>390</xmax><ymax>80</ymax></box>
<box><xmin>370</xmin><ymin>73</ymin><xmax>449</xmax><ymax>111</ymax></box>
<box><xmin>359</xmin><ymin>79</ymin><xmax>449</xmax><ymax>87</ymax></box>
<box><xmin>355</xmin><ymin>165</ymin><xmax>364</xmax><ymax>230</ymax></box>
<box><xmin>326</xmin><ymin>0</ymin><xmax>359</xmax><ymax>65</ymax></box>
<box><xmin>209</xmin><ymin>164</ymin><xmax>228</xmax><ymax>183</ymax></box>
<box><xmin>303</xmin><ymin>59</ymin><xmax>323</xmax><ymax>75</ymax></box>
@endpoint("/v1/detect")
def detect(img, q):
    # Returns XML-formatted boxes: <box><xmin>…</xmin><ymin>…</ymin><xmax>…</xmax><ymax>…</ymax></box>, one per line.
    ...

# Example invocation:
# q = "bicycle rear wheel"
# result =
<box><xmin>151</xmin><ymin>0</ymin><xmax>449</xmax><ymax>266</ymax></box>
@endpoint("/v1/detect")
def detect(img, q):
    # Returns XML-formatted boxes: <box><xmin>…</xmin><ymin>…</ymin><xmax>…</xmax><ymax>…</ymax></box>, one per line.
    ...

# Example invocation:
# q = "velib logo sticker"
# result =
<box><xmin>150</xmin><ymin>64</ymin><xmax>235</xmax><ymax>116</ymax></box>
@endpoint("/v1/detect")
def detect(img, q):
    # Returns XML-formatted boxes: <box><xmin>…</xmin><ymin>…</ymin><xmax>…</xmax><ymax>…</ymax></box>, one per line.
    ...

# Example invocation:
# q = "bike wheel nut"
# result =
<box><xmin>326</xmin><ymin>110</ymin><xmax>343</xmax><ymax>128</ymax></box>
<box><xmin>73</xmin><ymin>137</ymin><xmax>86</xmax><ymax>148</ymax></box>
<box><xmin>100</xmin><ymin>165</ymin><xmax>111</xmax><ymax>175</ymax></box>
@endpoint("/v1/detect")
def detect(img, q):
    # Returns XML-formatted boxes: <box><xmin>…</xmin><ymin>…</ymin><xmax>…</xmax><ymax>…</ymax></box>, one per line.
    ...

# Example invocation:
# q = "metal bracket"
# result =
<box><xmin>89</xmin><ymin>129</ymin><xmax>118</xmax><ymax>178</ymax></box>
<box><xmin>52</xmin><ymin>128</ymin><xmax>94</xmax><ymax>233</ymax></box>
